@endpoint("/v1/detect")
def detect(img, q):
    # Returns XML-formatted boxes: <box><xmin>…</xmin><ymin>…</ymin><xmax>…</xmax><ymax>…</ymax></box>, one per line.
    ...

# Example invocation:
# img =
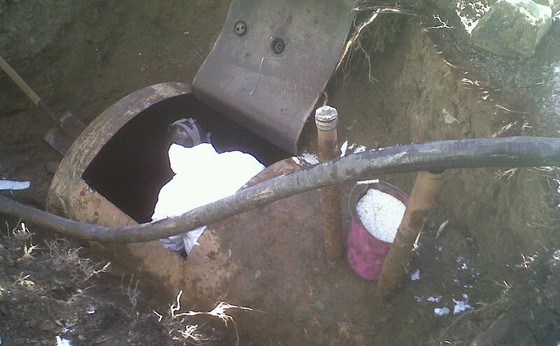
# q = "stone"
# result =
<box><xmin>533</xmin><ymin>0</ymin><xmax>560</xmax><ymax>12</ymax></box>
<box><xmin>471</xmin><ymin>0</ymin><xmax>553</xmax><ymax>58</ymax></box>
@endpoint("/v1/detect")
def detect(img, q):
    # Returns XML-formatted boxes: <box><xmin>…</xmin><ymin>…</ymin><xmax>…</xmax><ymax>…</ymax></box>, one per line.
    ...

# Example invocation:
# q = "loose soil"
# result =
<box><xmin>1</xmin><ymin>0</ymin><xmax>560</xmax><ymax>344</ymax></box>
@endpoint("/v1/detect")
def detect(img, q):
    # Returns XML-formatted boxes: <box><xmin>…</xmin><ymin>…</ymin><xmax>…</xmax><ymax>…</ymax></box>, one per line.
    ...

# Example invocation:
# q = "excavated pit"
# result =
<box><xmin>1</xmin><ymin>1</ymin><xmax>560</xmax><ymax>344</ymax></box>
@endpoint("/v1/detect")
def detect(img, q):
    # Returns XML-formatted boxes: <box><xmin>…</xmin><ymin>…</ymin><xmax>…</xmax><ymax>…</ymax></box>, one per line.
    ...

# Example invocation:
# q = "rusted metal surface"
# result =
<box><xmin>315</xmin><ymin>106</ymin><xmax>344</xmax><ymax>261</ymax></box>
<box><xmin>45</xmin><ymin>82</ymin><xmax>237</xmax><ymax>303</ymax></box>
<box><xmin>377</xmin><ymin>171</ymin><xmax>445</xmax><ymax>297</ymax></box>
<box><xmin>47</xmin><ymin>82</ymin><xmax>194</xmax><ymax>220</ymax></box>
<box><xmin>47</xmin><ymin>81</ymin><xmax>191</xmax><ymax>214</ymax></box>
<box><xmin>193</xmin><ymin>0</ymin><xmax>354</xmax><ymax>154</ymax></box>
<box><xmin>195</xmin><ymin>158</ymin><xmax>383</xmax><ymax>343</ymax></box>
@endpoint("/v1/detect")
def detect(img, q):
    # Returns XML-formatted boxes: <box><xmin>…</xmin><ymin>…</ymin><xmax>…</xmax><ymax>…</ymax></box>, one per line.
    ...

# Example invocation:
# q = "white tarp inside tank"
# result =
<box><xmin>152</xmin><ymin>143</ymin><xmax>265</xmax><ymax>255</ymax></box>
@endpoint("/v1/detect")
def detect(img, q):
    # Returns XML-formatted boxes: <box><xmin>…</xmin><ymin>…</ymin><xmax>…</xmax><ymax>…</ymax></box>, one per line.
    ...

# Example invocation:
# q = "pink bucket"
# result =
<box><xmin>347</xmin><ymin>182</ymin><xmax>409</xmax><ymax>281</ymax></box>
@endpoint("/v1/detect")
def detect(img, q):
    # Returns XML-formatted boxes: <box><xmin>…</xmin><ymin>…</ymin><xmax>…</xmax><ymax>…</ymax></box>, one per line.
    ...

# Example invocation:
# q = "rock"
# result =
<box><xmin>442</xmin><ymin>108</ymin><xmax>460</xmax><ymax>125</ymax></box>
<box><xmin>471</xmin><ymin>0</ymin><xmax>553</xmax><ymax>58</ymax></box>
<box><xmin>533</xmin><ymin>0</ymin><xmax>560</xmax><ymax>12</ymax></box>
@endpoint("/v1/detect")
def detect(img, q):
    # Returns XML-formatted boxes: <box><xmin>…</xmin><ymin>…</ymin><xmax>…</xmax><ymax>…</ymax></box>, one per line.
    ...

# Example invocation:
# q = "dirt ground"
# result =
<box><xmin>1</xmin><ymin>0</ymin><xmax>560</xmax><ymax>344</ymax></box>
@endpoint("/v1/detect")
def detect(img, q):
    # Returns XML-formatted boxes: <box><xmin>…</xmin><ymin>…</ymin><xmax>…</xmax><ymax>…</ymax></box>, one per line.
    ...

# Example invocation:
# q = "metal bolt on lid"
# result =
<box><xmin>314</xmin><ymin>106</ymin><xmax>338</xmax><ymax>131</ymax></box>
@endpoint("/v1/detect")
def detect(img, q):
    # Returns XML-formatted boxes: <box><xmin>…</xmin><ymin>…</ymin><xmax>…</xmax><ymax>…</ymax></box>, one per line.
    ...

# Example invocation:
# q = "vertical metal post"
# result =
<box><xmin>377</xmin><ymin>170</ymin><xmax>445</xmax><ymax>297</ymax></box>
<box><xmin>315</xmin><ymin>106</ymin><xmax>344</xmax><ymax>261</ymax></box>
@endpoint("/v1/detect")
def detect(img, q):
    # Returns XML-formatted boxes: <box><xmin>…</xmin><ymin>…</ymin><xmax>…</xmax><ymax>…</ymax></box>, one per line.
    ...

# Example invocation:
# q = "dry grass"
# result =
<box><xmin>45</xmin><ymin>238</ymin><xmax>110</xmax><ymax>285</ymax></box>
<box><xmin>1</xmin><ymin>221</ymin><xmax>110</xmax><ymax>286</ymax></box>
<box><xmin>121</xmin><ymin>274</ymin><xmax>140</xmax><ymax>309</ymax></box>
<box><xmin>154</xmin><ymin>290</ymin><xmax>260</xmax><ymax>345</ymax></box>
<box><xmin>4</xmin><ymin>221</ymin><xmax>37</xmax><ymax>259</ymax></box>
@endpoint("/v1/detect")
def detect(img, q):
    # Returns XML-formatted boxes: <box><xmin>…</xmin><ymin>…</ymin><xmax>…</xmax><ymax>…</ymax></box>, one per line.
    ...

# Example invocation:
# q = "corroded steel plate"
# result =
<box><xmin>193</xmin><ymin>0</ymin><xmax>354</xmax><ymax>154</ymax></box>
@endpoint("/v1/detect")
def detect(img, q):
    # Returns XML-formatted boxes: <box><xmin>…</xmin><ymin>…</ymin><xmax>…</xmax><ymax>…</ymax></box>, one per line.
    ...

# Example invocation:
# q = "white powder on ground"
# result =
<box><xmin>434</xmin><ymin>307</ymin><xmax>450</xmax><ymax>317</ymax></box>
<box><xmin>356</xmin><ymin>188</ymin><xmax>406</xmax><ymax>243</ymax></box>
<box><xmin>340</xmin><ymin>140</ymin><xmax>349</xmax><ymax>157</ymax></box>
<box><xmin>340</xmin><ymin>140</ymin><xmax>367</xmax><ymax>157</ymax></box>
<box><xmin>410</xmin><ymin>268</ymin><xmax>421</xmax><ymax>281</ymax></box>
<box><xmin>452</xmin><ymin>294</ymin><xmax>472</xmax><ymax>315</ymax></box>
<box><xmin>299</xmin><ymin>153</ymin><xmax>319</xmax><ymax>165</ymax></box>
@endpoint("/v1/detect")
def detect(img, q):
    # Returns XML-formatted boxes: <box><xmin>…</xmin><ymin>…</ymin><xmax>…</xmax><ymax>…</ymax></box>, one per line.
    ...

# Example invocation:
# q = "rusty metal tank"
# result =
<box><xmin>45</xmin><ymin>82</ymin><xmax>287</xmax><ymax>306</ymax></box>
<box><xmin>45</xmin><ymin>0</ymin><xmax>358</xmax><ymax>336</ymax></box>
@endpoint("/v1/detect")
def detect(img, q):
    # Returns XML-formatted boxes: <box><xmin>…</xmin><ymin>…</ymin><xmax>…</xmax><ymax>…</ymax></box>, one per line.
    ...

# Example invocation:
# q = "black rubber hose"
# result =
<box><xmin>0</xmin><ymin>136</ymin><xmax>559</xmax><ymax>242</ymax></box>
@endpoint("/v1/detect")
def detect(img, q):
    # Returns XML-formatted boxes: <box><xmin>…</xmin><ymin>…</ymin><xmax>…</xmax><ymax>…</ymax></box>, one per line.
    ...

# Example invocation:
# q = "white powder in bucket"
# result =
<box><xmin>356</xmin><ymin>188</ymin><xmax>406</xmax><ymax>243</ymax></box>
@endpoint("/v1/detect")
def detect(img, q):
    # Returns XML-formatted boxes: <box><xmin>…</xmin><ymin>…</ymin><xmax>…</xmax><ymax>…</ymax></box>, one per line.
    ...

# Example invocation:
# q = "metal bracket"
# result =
<box><xmin>193</xmin><ymin>0</ymin><xmax>354</xmax><ymax>154</ymax></box>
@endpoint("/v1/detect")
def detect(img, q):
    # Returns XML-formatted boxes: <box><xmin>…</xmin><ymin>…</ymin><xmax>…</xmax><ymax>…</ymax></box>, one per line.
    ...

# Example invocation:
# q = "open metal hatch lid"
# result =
<box><xmin>193</xmin><ymin>0</ymin><xmax>354</xmax><ymax>154</ymax></box>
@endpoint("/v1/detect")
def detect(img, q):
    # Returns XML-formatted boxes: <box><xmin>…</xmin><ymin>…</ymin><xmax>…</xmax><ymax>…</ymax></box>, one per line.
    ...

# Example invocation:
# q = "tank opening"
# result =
<box><xmin>82</xmin><ymin>93</ymin><xmax>289</xmax><ymax>223</ymax></box>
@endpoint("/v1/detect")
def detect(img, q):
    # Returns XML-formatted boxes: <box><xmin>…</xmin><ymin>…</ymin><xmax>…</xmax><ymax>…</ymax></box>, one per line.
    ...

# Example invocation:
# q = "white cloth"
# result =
<box><xmin>153</xmin><ymin>143</ymin><xmax>265</xmax><ymax>254</ymax></box>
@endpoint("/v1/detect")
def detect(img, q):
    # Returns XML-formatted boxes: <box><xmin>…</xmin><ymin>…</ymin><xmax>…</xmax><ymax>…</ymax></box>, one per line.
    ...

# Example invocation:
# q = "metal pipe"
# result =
<box><xmin>377</xmin><ymin>170</ymin><xmax>445</xmax><ymax>297</ymax></box>
<box><xmin>315</xmin><ymin>106</ymin><xmax>344</xmax><ymax>261</ymax></box>
<box><xmin>0</xmin><ymin>136</ymin><xmax>559</xmax><ymax>242</ymax></box>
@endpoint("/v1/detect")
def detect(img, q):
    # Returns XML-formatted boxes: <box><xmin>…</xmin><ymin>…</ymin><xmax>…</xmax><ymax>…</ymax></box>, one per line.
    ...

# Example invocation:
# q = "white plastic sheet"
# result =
<box><xmin>0</xmin><ymin>180</ymin><xmax>30</xmax><ymax>191</ymax></box>
<box><xmin>153</xmin><ymin>143</ymin><xmax>264</xmax><ymax>254</ymax></box>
